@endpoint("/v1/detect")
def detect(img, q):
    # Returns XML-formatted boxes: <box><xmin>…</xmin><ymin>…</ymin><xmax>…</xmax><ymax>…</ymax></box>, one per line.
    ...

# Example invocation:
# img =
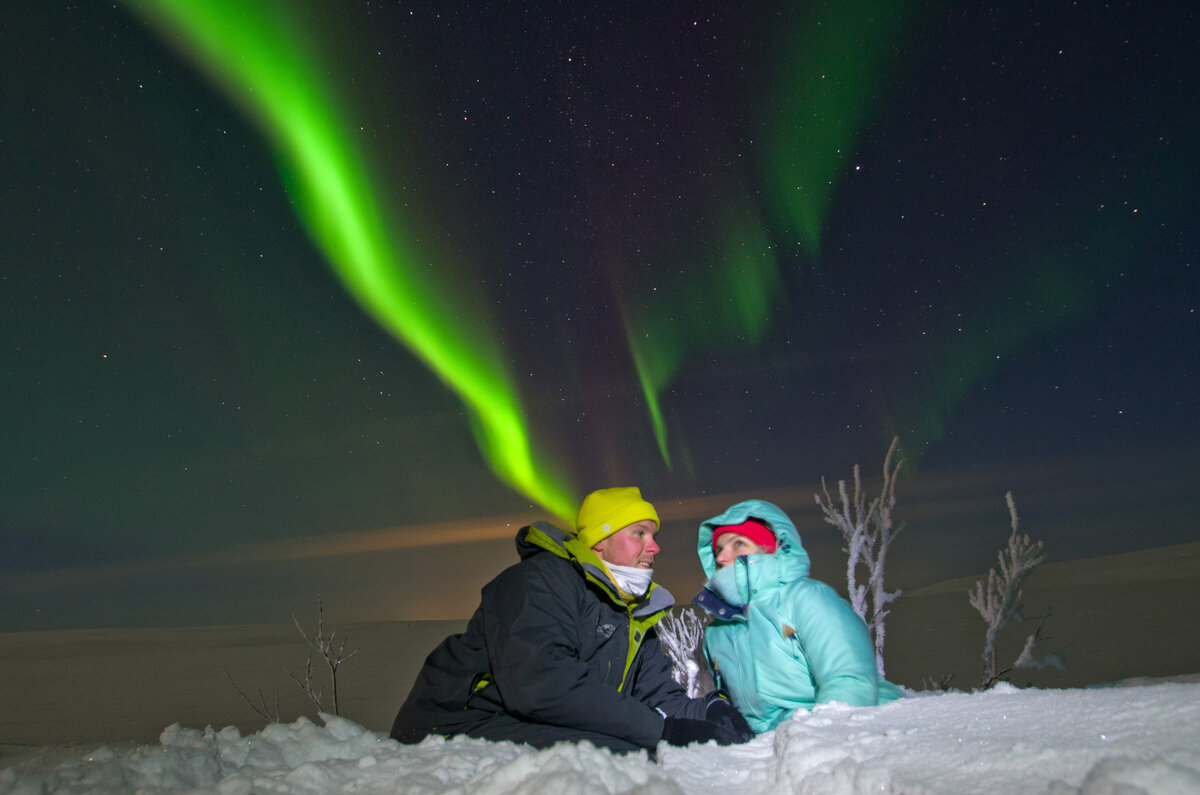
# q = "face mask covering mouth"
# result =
<box><xmin>605</xmin><ymin>562</ymin><xmax>654</xmax><ymax>597</ymax></box>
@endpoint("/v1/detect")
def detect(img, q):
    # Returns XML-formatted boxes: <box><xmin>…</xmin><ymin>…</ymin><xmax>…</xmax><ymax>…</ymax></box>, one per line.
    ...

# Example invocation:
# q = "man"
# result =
<box><xmin>390</xmin><ymin>487</ymin><xmax>752</xmax><ymax>753</ymax></box>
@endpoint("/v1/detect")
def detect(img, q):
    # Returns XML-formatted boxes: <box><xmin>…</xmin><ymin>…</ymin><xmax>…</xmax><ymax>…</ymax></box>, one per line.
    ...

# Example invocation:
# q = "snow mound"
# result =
<box><xmin>2</xmin><ymin>683</ymin><xmax>1198</xmax><ymax>794</ymax></box>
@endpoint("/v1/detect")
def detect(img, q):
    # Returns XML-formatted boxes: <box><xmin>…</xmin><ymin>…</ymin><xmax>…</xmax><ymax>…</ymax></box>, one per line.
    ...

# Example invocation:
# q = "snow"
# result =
<box><xmin>3</xmin><ymin>681</ymin><xmax>1198</xmax><ymax>794</ymax></box>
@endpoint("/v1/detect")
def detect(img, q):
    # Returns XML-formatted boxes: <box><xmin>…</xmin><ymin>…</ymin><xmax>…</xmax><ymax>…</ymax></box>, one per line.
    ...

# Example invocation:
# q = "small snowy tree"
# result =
<box><xmin>657</xmin><ymin>607</ymin><xmax>714</xmax><ymax>697</ymax></box>
<box><xmin>288</xmin><ymin>593</ymin><xmax>359</xmax><ymax>716</ymax></box>
<box><xmin>815</xmin><ymin>436</ymin><xmax>904</xmax><ymax>677</ymax></box>
<box><xmin>968</xmin><ymin>492</ymin><xmax>1066</xmax><ymax>689</ymax></box>
<box><xmin>229</xmin><ymin>594</ymin><xmax>358</xmax><ymax>721</ymax></box>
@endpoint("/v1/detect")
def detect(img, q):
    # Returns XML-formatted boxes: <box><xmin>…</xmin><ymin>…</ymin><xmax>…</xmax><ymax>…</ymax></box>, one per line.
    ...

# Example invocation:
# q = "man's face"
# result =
<box><xmin>592</xmin><ymin>519</ymin><xmax>660</xmax><ymax>568</ymax></box>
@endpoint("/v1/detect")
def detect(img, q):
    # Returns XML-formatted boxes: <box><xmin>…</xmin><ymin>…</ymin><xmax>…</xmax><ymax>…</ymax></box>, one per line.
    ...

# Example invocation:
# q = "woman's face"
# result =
<box><xmin>713</xmin><ymin>532</ymin><xmax>767</xmax><ymax>569</ymax></box>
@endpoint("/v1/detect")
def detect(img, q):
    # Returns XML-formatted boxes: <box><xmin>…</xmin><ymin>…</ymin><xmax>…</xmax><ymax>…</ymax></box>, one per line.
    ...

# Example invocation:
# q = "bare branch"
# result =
<box><xmin>289</xmin><ymin>593</ymin><xmax>358</xmax><ymax>715</ymax></box>
<box><xmin>224</xmin><ymin>593</ymin><xmax>358</xmax><ymax>722</ymax></box>
<box><xmin>286</xmin><ymin>649</ymin><xmax>324</xmax><ymax>712</ymax></box>
<box><xmin>224</xmin><ymin>671</ymin><xmax>280</xmax><ymax>723</ymax></box>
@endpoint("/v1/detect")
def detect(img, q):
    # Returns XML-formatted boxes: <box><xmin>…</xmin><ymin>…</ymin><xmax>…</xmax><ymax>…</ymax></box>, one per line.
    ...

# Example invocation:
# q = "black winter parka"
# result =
<box><xmin>389</xmin><ymin>521</ymin><xmax>707</xmax><ymax>751</ymax></box>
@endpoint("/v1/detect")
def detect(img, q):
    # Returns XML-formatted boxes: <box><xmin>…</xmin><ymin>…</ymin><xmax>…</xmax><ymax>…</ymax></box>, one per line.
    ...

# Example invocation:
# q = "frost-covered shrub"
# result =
<box><xmin>657</xmin><ymin>606</ymin><xmax>714</xmax><ymax>697</ymax></box>
<box><xmin>815</xmin><ymin>436</ymin><xmax>904</xmax><ymax>677</ymax></box>
<box><xmin>969</xmin><ymin>492</ymin><xmax>1068</xmax><ymax>689</ymax></box>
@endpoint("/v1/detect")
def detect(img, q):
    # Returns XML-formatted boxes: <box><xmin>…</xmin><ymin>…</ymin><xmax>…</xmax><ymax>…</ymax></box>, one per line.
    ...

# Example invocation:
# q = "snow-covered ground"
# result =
<box><xmin>3</xmin><ymin>679</ymin><xmax>1198</xmax><ymax>794</ymax></box>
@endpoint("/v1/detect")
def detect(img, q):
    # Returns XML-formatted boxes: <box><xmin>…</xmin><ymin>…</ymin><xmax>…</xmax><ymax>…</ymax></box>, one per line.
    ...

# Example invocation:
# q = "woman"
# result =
<box><xmin>695</xmin><ymin>499</ymin><xmax>904</xmax><ymax>733</ymax></box>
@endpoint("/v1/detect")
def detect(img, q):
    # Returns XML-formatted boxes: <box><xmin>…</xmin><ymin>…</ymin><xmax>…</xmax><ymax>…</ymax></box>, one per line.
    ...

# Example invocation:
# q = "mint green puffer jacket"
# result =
<box><xmin>695</xmin><ymin>499</ymin><xmax>904</xmax><ymax>733</ymax></box>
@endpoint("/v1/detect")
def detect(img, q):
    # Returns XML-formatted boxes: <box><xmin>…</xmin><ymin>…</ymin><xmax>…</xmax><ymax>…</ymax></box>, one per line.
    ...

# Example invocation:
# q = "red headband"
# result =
<box><xmin>712</xmin><ymin>518</ymin><xmax>777</xmax><ymax>555</ymax></box>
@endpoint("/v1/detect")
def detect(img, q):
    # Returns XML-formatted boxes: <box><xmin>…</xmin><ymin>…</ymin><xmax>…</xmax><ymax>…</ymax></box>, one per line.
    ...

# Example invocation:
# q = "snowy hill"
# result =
<box><xmin>3</xmin><ymin>680</ymin><xmax>1199</xmax><ymax>794</ymax></box>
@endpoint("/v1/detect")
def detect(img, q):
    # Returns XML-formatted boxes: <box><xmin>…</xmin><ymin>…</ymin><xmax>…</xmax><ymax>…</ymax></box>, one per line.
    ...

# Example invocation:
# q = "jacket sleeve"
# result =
<box><xmin>792</xmin><ymin>582</ymin><xmax>880</xmax><ymax>707</ymax></box>
<box><xmin>479</xmin><ymin>558</ymin><xmax>667</xmax><ymax>748</ymax></box>
<box><xmin>625</xmin><ymin>632</ymin><xmax>709</xmax><ymax>720</ymax></box>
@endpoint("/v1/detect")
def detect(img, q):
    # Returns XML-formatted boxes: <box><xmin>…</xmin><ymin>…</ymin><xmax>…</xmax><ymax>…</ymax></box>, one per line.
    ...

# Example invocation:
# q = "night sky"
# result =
<box><xmin>2</xmin><ymin>1</ymin><xmax>1196</xmax><ymax>632</ymax></box>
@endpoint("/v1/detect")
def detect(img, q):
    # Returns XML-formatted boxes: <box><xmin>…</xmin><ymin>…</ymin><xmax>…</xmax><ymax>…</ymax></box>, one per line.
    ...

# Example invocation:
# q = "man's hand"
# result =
<box><xmin>660</xmin><ymin>716</ymin><xmax>743</xmax><ymax>747</ymax></box>
<box><xmin>705</xmin><ymin>691</ymin><xmax>755</xmax><ymax>743</ymax></box>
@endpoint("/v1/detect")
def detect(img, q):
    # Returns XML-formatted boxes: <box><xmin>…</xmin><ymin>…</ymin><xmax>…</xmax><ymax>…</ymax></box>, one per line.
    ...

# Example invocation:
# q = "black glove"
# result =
<box><xmin>705</xmin><ymin>692</ymin><xmax>755</xmax><ymax>743</ymax></box>
<box><xmin>660</xmin><ymin>717</ymin><xmax>741</xmax><ymax>747</ymax></box>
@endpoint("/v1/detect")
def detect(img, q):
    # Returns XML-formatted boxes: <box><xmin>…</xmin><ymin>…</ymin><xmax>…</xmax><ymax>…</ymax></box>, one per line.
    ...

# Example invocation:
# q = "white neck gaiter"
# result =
<box><xmin>605</xmin><ymin>562</ymin><xmax>654</xmax><ymax>597</ymax></box>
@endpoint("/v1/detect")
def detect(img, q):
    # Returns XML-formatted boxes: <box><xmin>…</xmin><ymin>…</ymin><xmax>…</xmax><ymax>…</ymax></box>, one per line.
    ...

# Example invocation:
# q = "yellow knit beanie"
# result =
<box><xmin>575</xmin><ymin>487</ymin><xmax>660</xmax><ymax>549</ymax></box>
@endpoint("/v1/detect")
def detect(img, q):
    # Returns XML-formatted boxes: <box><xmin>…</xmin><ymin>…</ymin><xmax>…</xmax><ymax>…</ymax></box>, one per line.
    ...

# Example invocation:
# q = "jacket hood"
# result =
<box><xmin>517</xmin><ymin>521</ymin><xmax>675</xmax><ymax>618</ymax></box>
<box><xmin>697</xmin><ymin>499</ymin><xmax>810</xmax><ymax>580</ymax></box>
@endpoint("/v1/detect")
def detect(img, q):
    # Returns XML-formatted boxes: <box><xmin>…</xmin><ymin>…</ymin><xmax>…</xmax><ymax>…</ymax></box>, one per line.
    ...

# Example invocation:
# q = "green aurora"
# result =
<box><xmin>126</xmin><ymin>0</ymin><xmax>576</xmax><ymax>521</ymax></box>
